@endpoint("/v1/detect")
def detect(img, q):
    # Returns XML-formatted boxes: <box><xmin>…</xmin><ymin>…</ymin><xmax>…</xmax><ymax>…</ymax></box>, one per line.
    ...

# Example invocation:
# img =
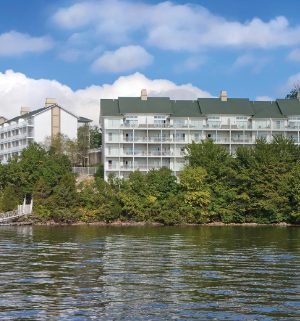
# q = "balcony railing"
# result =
<box><xmin>105</xmin><ymin>120</ymin><xmax>300</xmax><ymax>131</ymax></box>
<box><xmin>0</xmin><ymin>121</ymin><xmax>34</xmax><ymax>133</ymax></box>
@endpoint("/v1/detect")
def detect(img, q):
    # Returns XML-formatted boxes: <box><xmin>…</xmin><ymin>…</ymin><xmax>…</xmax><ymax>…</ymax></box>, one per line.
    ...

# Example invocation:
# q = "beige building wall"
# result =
<box><xmin>51</xmin><ymin>106</ymin><xmax>61</xmax><ymax>137</ymax></box>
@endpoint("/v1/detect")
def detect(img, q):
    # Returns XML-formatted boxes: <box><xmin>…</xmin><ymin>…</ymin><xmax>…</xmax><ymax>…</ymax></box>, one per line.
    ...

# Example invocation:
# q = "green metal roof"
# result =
<box><xmin>101</xmin><ymin>99</ymin><xmax>120</xmax><ymax>116</ymax></box>
<box><xmin>277</xmin><ymin>99</ymin><xmax>300</xmax><ymax>116</ymax></box>
<box><xmin>198</xmin><ymin>98</ymin><xmax>253</xmax><ymax>115</ymax></box>
<box><xmin>172</xmin><ymin>100</ymin><xmax>201</xmax><ymax>117</ymax></box>
<box><xmin>252</xmin><ymin>101</ymin><xmax>284</xmax><ymax>118</ymax></box>
<box><xmin>100</xmin><ymin>96</ymin><xmax>300</xmax><ymax>118</ymax></box>
<box><xmin>118</xmin><ymin>97</ymin><xmax>172</xmax><ymax>114</ymax></box>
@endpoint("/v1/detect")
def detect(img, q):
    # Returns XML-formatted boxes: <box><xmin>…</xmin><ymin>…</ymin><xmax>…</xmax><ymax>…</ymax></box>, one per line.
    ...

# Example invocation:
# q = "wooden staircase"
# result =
<box><xmin>0</xmin><ymin>198</ymin><xmax>33</xmax><ymax>224</ymax></box>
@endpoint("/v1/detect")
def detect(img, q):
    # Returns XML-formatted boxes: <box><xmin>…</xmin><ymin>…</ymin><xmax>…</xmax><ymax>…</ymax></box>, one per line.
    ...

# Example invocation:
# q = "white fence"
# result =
<box><xmin>72</xmin><ymin>167</ymin><xmax>98</xmax><ymax>176</ymax></box>
<box><xmin>0</xmin><ymin>198</ymin><xmax>33</xmax><ymax>223</ymax></box>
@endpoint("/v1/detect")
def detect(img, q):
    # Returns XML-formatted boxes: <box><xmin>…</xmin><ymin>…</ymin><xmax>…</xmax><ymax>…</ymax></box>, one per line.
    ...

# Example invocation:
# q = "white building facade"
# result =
<box><xmin>0</xmin><ymin>101</ymin><xmax>87</xmax><ymax>163</ymax></box>
<box><xmin>100</xmin><ymin>91</ymin><xmax>300</xmax><ymax>180</ymax></box>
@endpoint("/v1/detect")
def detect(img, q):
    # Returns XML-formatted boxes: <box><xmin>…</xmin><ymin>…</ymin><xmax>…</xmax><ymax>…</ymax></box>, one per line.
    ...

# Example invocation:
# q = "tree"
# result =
<box><xmin>52</xmin><ymin>173</ymin><xmax>77</xmax><ymax>208</ymax></box>
<box><xmin>0</xmin><ymin>184</ymin><xmax>21</xmax><ymax>212</ymax></box>
<box><xmin>89</xmin><ymin>126</ymin><xmax>102</xmax><ymax>149</ymax></box>
<box><xmin>179</xmin><ymin>166</ymin><xmax>211</xmax><ymax>222</ymax></box>
<box><xmin>44</xmin><ymin>134</ymin><xmax>80</xmax><ymax>166</ymax></box>
<box><xmin>77</xmin><ymin>125</ymin><xmax>90</xmax><ymax>166</ymax></box>
<box><xmin>185</xmin><ymin>140</ymin><xmax>239</xmax><ymax>222</ymax></box>
<box><xmin>235</xmin><ymin>136</ymin><xmax>299</xmax><ymax>223</ymax></box>
<box><xmin>286</xmin><ymin>84</ymin><xmax>300</xmax><ymax>99</ymax></box>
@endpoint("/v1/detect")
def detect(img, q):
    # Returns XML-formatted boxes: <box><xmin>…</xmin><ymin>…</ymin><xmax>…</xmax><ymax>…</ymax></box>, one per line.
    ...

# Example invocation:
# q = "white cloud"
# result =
<box><xmin>52</xmin><ymin>0</ymin><xmax>300</xmax><ymax>51</ymax></box>
<box><xmin>174</xmin><ymin>56</ymin><xmax>206</xmax><ymax>73</ymax></box>
<box><xmin>91</xmin><ymin>46</ymin><xmax>153</xmax><ymax>73</ymax></box>
<box><xmin>233</xmin><ymin>54</ymin><xmax>255</xmax><ymax>68</ymax></box>
<box><xmin>285</xmin><ymin>73</ymin><xmax>300</xmax><ymax>91</ymax></box>
<box><xmin>0</xmin><ymin>70</ymin><xmax>212</xmax><ymax>123</ymax></box>
<box><xmin>0</xmin><ymin>31</ymin><xmax>53</xmax><ymax>56</ymax></box>
<box><xmin>287</xmin><ymin>49</ymin><xmax>300</xmax><ymax>62</ymax></box>
<box><xmin>233</xmin><ymin>54</ymin><xmax>270</xmax><ymax>73</ymax></box>
<box><xmin>256</xmin><ymin>96</ymin><xmax>273</xmax><ymax>101</ymax></box>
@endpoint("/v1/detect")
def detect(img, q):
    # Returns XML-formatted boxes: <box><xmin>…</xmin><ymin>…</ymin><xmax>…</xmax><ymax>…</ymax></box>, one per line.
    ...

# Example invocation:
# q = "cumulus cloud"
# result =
<box><xmin>91</xmin><ymin>46</ymin><xmax>153</xmax><ymax>73</ymax></box>
<box><xmin>52</xmin><ymin>0</ymin><xmax>300</xmax><ymax>51</ymax></box>
<box><xmin>285</xmin><ymin>73</ymin><xmax>300</xmax><ymax>92</ymax></box>
<box><xmin>0</xmin><ymin>31</ymin><xmax>53</xmax><ymax>56</ymax></box>
<box><xmin>0</xmin><ymin>70</ymin><xmax>212</xmax><ymax>123</ymax></box>
<box><xmin>287</xmin><ymin>49</ymin><xmax>300</xmax><ymax>62</ymax></box>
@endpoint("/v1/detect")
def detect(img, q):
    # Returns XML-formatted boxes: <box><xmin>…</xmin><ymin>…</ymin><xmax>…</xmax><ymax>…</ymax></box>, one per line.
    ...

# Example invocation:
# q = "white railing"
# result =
<box><xmin>0</xmin><ymin>198</ymin><xmax>33</xmax><ymax>224</ymax></box>
<box><xmin>72</xmin><ymin>167</ymin><xmax>98</xmax><ymax>176</ymax></box>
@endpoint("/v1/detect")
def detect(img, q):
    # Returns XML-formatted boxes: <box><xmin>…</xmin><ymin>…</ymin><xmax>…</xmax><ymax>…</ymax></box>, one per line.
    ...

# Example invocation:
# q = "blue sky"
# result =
<box><xmin>1</xmin><ymin>0</ymin><xmax>300</xmax><ymax>121</ymax></box>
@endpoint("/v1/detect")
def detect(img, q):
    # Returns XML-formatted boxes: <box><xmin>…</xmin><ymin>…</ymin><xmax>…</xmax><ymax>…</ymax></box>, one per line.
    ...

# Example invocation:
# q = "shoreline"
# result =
<box><xmin>2</xmin><ymin>220</ymin><xmax>298</xmax><ymax>227</ymax></box>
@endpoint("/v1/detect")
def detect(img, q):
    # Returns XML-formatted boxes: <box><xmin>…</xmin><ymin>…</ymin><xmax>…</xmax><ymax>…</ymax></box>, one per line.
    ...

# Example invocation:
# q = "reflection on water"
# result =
<box><xmin>0</xmin><ymin>226</ymin><xmax>299</xmax><ymax>320</ymax></box>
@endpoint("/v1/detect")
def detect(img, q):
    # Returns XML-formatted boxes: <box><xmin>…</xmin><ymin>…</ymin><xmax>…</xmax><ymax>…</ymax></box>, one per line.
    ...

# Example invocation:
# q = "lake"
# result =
<box><xmin>0</xmin><ymin>226</ymin><xmax>299</xmax><ymax>320</ymax></box>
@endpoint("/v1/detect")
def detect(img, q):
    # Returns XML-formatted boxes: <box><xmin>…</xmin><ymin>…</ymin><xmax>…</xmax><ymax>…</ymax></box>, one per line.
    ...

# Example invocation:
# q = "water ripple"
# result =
<box><xmin>0</xmin><ymin>226</ymin><xmax>299</xmax><ymax>320</ymax></box>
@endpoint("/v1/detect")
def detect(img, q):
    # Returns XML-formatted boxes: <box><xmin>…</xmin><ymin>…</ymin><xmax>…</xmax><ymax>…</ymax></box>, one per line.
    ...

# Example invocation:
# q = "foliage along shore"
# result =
<box><xmin>4</xmin><ymin>220</ymin><xmax>295</xmax><ymax>227</ymax></box>
<box><xmin>1</xmin><ymin>136</ymin><xmax>300</xmax><ymax>226</ymax></box>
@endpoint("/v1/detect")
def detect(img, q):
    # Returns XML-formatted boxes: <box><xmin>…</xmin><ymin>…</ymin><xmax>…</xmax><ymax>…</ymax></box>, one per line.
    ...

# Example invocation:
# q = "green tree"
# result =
<box><xmin>77</xmin><ymin>125</ymin><xmax>90</xmax><ymax>166</ymax></box>
<box><xmin>51</xmin><ymin>173</ymin><xmax>77</xmax><ymax>208</ymax></box>
<box><xmin>235</xmin><ymin>136</ymin><xmax>299</xmax><ymax>223</ymax></box>
<box><xmin>0</xmin><ymin>184</ymin><xmax>21</xmax><ymax>212</ymax></box>
<box><xmin>286</xmin><ymin>85</ymin><xmax>300</xmax><ymax>99</ymax></box>
<box><xmin>89</xmin><ymin>126</ymin><xmax>102</xmax><ymax>149</ymax></box>
<box><xmin>179</xmin><ymin>166</ymin><xmax>211</xmax><ymax>222</ymax></box>
<box><xmin>185</xmin><ymin>140</ymin><xmax>239</xmax><ymax>222</ymax></box>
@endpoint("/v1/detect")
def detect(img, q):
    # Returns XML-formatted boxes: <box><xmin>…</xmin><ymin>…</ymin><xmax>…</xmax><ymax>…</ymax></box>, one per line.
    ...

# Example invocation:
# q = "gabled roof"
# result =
<box><xmin>7</xmin><ymin>106</ymin><xmax>46</xmax><ymax>124</ymax></box>
<box><xmin>3</xmin><ymin>104</ymin><xmax>83</xmax><ymax>125</ymax></box>
<box><xmin>276</xmin><ymin>99</ymin><xmax>300</xmax><ymax>116</ymax></box>
<box><xmin>198</xmin><ymin>98</ymin><xmax>253</xmax><ymax>115</ymax></box>
<box><xmin>252</xmin><ymin>101</ymin><xmax>284</xmax><ymax>118</ymax></box>
<box><xmin>100</xmin><ymin>96</ymin><xmax>300</xmax><ymax>118</ymax></box>
<box><xmin>101</xmin><ymin>99</ymin><xmax>120</xmax><ymax>116</ymax></box>
<box><xmin>172</xmin><ymin>100</ymin><xmax>201</xmax><ymax>117</ymax></box>
<box><xmin>78</xmin><ymin>116</ymin><xmax>92</xmax><ymax>123</ymax></box>
<box><xmin>118</xmin><ymin>97</ymin><xmax>172</xmax><ymax>114</ymax></box>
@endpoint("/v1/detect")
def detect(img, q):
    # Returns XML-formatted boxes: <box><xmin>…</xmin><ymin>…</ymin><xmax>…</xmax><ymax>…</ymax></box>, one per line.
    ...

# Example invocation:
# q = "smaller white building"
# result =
<box><xmin>0</xmin><ymin>99</ymin><xmax>91</xmax><ymax>163</ymax></box>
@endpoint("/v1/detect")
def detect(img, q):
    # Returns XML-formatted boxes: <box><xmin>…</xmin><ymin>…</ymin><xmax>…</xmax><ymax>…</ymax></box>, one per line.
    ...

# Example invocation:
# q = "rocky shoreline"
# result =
<box><xmin>2</xmin><ymin>220</ymin><xmax>297</xmax><ymax>227</ymax></box>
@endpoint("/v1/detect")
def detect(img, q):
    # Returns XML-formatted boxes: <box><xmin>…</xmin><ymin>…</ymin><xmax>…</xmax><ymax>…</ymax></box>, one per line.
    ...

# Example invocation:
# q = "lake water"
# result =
<box><xmin>0</xmin><ymin>226</ymin><xmax>299</xmax><ymax>320</ymax></box>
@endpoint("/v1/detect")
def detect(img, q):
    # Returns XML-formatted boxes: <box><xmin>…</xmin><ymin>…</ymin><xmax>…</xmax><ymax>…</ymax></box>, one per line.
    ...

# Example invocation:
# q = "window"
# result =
<box><xmin>288</xmin><ymin>117</ymin><xmax>300</xmax><ymax>128</ymax></box>
<box><xmin>207</xmin><ymin>116</ymin><xmax>221</xmax><ymax>128</ymax></box>
<box><xmin>207</xmin><ymin>116</ymin><xmax>220</xmax><ymax>121</ymax></box>
<box><xmin>124</xmin><ymin>116</ymin><xmax>138</xmax><ymax>127</ymax></box>
<box><xmin>174</xmin><ymin>118</ymin><xmax>187</xmax><ymax>127</ymax></box>
<box><xmin>154</xmin><ymin>115</ymin><xmax>167</xmax><ymax>121</ymax></box>
<box><xmin>194</xmin><ymin>133</ymin><xmax>200</xmax><ymax>141</ymax></box>
<box><xmin>108</xmin><ymin>133</ymin><xmax>113</xmax><ymax>141</ymax></box>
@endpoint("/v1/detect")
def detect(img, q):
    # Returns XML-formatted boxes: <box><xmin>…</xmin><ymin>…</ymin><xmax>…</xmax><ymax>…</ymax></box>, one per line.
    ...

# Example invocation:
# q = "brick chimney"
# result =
<box><xmin>20</xmin><ymin>107</ymin><xmax>31</xmax><ymax>116</ymax></box>
<box><xmin>220</xmin><ymin>90</ymin><xmax>228</xmax><ymax>102</ymax></box>
<box><xmin>0</xmin><ymin>116</ymin><xmax>7</xmax><ymax>125</ymax></box>
<box><xmin>45</xmin><ymin>98</ymin><xmax>57</xmax><ymax>108</ymax></box>
<box><xmin>141</xmin><ymin>89</ymin><xmax>148</xmax><ymax>101</ymax></box>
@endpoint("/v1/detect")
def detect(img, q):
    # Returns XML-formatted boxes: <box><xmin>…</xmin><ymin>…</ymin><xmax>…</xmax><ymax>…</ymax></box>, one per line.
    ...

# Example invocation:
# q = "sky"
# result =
<box><xmin>1</xmin><ymin>0</ymin><xmax>300</xmax><ymax>122</ymax></box>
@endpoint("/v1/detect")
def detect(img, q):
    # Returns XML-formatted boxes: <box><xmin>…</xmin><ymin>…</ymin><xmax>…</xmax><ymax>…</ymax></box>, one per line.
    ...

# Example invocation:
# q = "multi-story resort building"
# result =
<box><xmin>0</xmin><ymin>99</ymin><xmax>91</xmax><ymax>163</ymax></box>
<box><xmin>100</xmin><ymin>90</ymin><xmax>300</xmax><ymax>180</ymax></box>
